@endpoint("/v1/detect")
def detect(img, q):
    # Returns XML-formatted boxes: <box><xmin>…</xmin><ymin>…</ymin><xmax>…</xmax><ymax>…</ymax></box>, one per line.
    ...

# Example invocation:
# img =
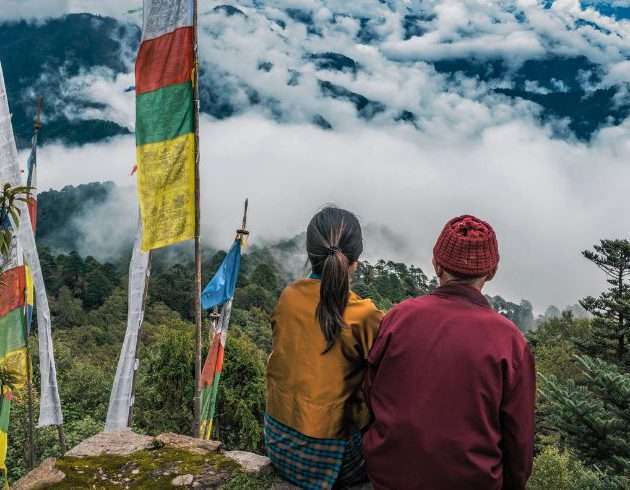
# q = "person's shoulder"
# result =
<box><xmin>386</xmin><ymin>294</ymin><xmax>436</xmax><ymax>318</ymax></box>
<box><xmin>481</xmin><ymin>307</ymin><xmax>529</xmax><ymax>346</ymax></box>
<box><xmin>280</xmin><ymin>278</ymin><xmax>318</xmax><ymax>296</ymax></box>
<box><xmin>275</xmin><ymin>278</ymin><xmax>318</xmax><ymax>310</ymax></box>
<box><xmin>484</xmin><ymin>306</ymin><xmax>524</xmax><ymax>333</ymax></box>
<box><xmin>347</xmin><ymin>291</ymin><xmax>384</xmax><ymax>324</ymax></box>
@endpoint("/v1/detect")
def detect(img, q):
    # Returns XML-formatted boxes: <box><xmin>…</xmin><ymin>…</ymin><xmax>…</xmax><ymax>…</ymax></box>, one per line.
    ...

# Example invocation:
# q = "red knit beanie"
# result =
<box><xmin>433</xmin><ymin>215</ymin><xmax>499</xmax><ymax>277</ymax></box>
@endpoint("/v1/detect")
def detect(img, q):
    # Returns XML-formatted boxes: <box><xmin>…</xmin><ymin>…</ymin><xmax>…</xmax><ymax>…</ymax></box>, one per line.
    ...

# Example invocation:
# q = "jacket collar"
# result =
<box><xmin>431</xmin><ymin>283</ymin><xmax>491</xmax><ymax>309</ymax></box>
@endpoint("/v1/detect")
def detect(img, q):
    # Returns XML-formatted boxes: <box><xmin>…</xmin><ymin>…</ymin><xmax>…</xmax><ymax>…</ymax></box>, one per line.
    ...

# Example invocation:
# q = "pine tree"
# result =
<box><xmin>539</xmin><ymin>239</ymin><xmax>630</xmax><ymax>485</ymax></box>
<box><xmin>540</xmin><ymin>356</ymin><xmax>630</xmax><ymax>477</ymax></box>
<box><xmin>577</xmin><ymin>240</ymin><xmax>630</xmax><ymax>368</ymax></box>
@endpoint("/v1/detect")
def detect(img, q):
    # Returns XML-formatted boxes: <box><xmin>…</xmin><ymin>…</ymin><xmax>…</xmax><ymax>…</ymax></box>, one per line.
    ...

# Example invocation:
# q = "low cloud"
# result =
<box><xmin>24</xmin><ymin>67</ymin><xmax>135</xmax><ymax>130</ymax></box>
<box><xmin>6</xmin><ymin>0</ymin><xmax>630</xmax><ymax>313</ymax></box>
<box><xmin>24</xmin><ymin>113</ymin><xmax>630</xmax><ymax>312</ymax></box>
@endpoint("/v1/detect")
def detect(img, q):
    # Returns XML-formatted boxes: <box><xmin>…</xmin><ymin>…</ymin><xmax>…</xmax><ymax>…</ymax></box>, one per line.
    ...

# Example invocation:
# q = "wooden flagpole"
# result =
<box><xmin>192</xmin><ymin>0</ymin><xmax>203</xmax><ymax>438</ymax></box>
<box><xmin>23</xmin><ymin>97</ymin><xmax>42</xmax><ymax>469</ymax></box>
<box><xmin>24</xmin><ymin>334</ymin><xmax>35</xmax><ymax>470</ymax></box>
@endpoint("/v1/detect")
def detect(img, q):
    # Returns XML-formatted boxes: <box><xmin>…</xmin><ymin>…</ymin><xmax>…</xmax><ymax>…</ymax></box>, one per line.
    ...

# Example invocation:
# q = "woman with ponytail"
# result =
<box><xmin>265</xmin><ymin>207</ymin><xmax>383</xmax><ymax>489</ymax></box>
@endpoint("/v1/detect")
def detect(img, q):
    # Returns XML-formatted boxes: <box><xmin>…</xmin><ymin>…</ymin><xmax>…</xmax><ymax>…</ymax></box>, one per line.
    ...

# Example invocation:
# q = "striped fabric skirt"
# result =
<box><xmin>264</xmin><ymin>414</ymin><xmax>367</xmax><ymax>489</ymax></box>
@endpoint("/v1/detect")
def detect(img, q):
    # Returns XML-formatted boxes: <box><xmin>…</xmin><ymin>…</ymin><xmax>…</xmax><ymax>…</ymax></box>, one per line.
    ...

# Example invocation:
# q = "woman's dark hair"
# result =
<box><xmin>307</xmin><ymin>207</ymin><xmax>363</xmax><ymax>354</ymax></box>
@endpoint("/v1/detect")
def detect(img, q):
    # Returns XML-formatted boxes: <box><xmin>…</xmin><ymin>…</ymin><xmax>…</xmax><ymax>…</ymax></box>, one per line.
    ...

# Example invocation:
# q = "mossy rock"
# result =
<box><xmin>49</xmin><ymin>446</ymin><xmax>255</xmax><ymax>489</ymax></box>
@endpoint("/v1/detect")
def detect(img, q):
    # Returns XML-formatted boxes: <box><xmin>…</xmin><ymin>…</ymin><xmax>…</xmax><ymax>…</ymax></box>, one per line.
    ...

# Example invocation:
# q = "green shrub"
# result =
<box><xmin>528</xmin><ymin>446</ymin><xmax>606</xmax><ymax>490</ymax></box>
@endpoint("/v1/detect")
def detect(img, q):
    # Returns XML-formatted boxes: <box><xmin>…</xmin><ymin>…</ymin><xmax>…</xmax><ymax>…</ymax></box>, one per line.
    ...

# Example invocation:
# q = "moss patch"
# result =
<box><xmin>222</xmin><ymin>472</ymin><xmax>275</xmax><ymax>490</ymax></box>
<box><xmin>51</xmin><ymin>447</ymin><xmax>241</xmax><ymax>489</ymax></box>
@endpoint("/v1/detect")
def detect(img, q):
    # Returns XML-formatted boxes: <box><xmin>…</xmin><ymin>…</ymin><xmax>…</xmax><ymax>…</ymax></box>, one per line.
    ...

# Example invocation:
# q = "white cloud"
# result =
<box><xmin>604</xmin><ymin>60</ymin><xmax>630</xmax><ymax>84</ymax></box>
<box><xmin>382</xmin><ymin>30</ymin><xmax>546</xmax><ymax>63</ymax></box>
<box><xmin>5</xmin><ymin>0</ymin><xmax>630</xmax><ymax>313</ymax></box>
<box><xmin>23</xmin><ymin>113</ymin><xmax>630</xmax><ymax>312</ymax></box>
<box><xmin>24</xmin><ymin>67</ymin><xmax>136</xmax><ymax>129</ymax></box>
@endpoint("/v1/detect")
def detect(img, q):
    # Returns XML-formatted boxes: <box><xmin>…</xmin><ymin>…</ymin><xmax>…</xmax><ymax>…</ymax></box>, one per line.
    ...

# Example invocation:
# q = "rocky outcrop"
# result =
<box><xmin>14</xmin><ymin>431</ymin><xmax>375</xmax><ymax>489</ymax></box>
<box><xmin>66</xmin><ymin>430</ymin><xmax>155</xmax><ymax>457</ymax></box>
<box><xmin>12</xmin><ymin>458</ymin><xmax>65</xmax><ymax>490</ymax></box>
<box><xmin>224</xmin><ymin>450</ymin><xmax>272</xmax><ymax>475</ymax></box>
<box><xmin>156</xmin><ymin>432</ymin><xmax>222</xmax><ymax>455</ymax></box>
<box><xmin>14</xmin><ymin>430</ymin><xmax>271</xmax><ymax>489</ymax></box>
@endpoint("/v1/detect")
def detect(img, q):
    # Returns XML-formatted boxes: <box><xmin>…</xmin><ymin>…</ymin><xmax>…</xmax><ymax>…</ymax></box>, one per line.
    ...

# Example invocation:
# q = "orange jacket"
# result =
<box><xmin>266</xmin><ymin>278</ymin><xmax>383</xmax><ymax>439</ymax></box>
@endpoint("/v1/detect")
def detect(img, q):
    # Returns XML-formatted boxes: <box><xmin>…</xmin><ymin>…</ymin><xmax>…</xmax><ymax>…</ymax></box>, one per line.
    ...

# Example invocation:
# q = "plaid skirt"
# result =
<box><xmin>264</xmin><ymin>414</ymin><xmax>367</xmax><ymax>489</ymax></box>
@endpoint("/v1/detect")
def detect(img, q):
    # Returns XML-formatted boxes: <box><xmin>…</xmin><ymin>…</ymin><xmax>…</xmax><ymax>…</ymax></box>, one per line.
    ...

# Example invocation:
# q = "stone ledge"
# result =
<box><xmin>13</xmin><ymin>458</ymin><xmax>65</xmax><ymax>490</ymax></box>
<box><xmin>66</xmin><ymin>430</ymin><xmax>155</xmax><ymax>457</ymax></box>
<box><xmin>156</xmin><ymin>432</ymin><xmax>222</xmax><ymax>455</ymax></box>
<box><xmin>14</xmin><ymin>431</ymin><xmax>274</xmax><ymax>489</ymax></box>
<box><xmin>224</xmin><ymin>450</ymin><xmax>272</xmax><ymax>475</ymax></box>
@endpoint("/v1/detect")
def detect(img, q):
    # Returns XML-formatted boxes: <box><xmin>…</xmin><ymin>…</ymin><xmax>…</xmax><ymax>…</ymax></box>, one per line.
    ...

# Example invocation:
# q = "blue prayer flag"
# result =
<box><xmin>201</xmin><ymin>240</ymin><xmax>241</xmax><ymax>310</ymax></box>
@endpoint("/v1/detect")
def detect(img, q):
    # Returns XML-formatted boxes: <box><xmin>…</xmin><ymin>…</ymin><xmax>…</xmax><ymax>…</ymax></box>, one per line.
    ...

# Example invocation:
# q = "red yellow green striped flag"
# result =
<box><xmin>0</xmin><ymin>267</ymin><xmax>28</xmax><ymax>388</ymax></box>
<box><xmin>199</xmin><ymin>319</ymin><xmax>227</xmax><ymax>440</ymax></box>
<box><xmin>0</xmin><ymin>109</ymin><xmax>42</xmax><ymax>482</ymax></box>
<box><xmin>135</xmin><ymin>0</ymin><xmax>196</xmax><ymax>252</ymax></box>
<box><xmin>0</xmin><ymin>257</ymin><xmax>29</xmax><ymax>484</ymax></box>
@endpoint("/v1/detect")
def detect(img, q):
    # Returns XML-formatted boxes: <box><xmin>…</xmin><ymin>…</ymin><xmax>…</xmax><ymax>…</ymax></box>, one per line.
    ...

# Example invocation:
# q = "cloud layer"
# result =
<box><xmin>27</xmin><ymin>112</ymin><xmax>630</xmax><ymax>311</ymax></box>
<box><xmin>5</xmin><ymin>0</ymin><xmax>630</xmax><ymax>312</ymax></box>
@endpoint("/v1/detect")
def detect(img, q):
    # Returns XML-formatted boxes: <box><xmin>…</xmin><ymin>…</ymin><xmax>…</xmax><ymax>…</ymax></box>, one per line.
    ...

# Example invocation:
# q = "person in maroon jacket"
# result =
<box><xmin>363</xmin><ymin>215</ymin><xmax>535</xmax><ymax>490</ymax></box>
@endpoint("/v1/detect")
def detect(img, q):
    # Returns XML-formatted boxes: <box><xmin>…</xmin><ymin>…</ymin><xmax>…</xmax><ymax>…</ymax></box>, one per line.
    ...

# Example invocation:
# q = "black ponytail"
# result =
<box><xmin>306</xmin><ymin>207</ymin><xmax>363</xmax><ymax>354</ymax></box>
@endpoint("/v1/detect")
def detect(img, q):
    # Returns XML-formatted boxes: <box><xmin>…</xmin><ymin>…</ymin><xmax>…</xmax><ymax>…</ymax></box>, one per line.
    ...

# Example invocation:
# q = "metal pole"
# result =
<box><xmin>192</xmin><ymin>0</ymin><xmax>203</xmax><ymax>438</ymax></box>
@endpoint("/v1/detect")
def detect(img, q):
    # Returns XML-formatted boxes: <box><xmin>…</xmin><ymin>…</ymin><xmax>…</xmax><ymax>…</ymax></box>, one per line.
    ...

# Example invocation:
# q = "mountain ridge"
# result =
<box><xmin>2</xmin><ymin>10</ymin><xmax>628</xmax><ymax>148</ymax></box>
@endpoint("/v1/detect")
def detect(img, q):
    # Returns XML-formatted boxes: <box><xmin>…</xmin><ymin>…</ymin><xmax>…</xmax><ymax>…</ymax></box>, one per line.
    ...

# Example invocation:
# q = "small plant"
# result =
<box><xmin>528</xmin><ymin>446</ymin><xmax>606</xmax><ymax>490</ymax></box>
<box><xmin>0</xmin><ymin>183</ymin><xmax>32</xmax><ymax>273</ymax></box>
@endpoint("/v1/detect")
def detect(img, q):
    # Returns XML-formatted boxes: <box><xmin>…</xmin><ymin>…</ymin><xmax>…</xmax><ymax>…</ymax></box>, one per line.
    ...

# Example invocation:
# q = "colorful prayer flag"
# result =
<box><xmin>24</xmin><ymin>128</ymin><xmax>38</xmax><ymax>334</ymax></box>
<box><xmin>105</xmin><ymin>219</ymin><xmax>151</xmax><ymax>432</ymax></box>
<box><xmin>199</xmin><ymin>239</ymin><xmax>242</xmax><ymax>439</ymax></box>
<box><xmin>0</xmin><ymin>266</ymin><xmax>29</xmax><ymax>392</ymax></box>
<box><xmin>135</xmin><ymin>0</ymin><xmax>196</xmax><ymax>252</ymax></box>
<box><xmin>0</xmin><ymin>64</ymin><xmax>32</xmax><ymax>484</ymax></box>
<box><xmin>199</xmin><ymin>300</ymin><xmax>233</xmax><ymax>440</ymax></box>
<box><xmin>0</xmin><ymin>222</ymin><xmax>28</xmax><ymax>486</ymax></box>
<box><xmin>201</xmin><ymin>240</ymin><xmax>242</xmax><ymax>310</ymax></box>
<box><xmin>0</xmin><ymin>62</ymin><xmax>62</xmax><ymax>430</ymax></box>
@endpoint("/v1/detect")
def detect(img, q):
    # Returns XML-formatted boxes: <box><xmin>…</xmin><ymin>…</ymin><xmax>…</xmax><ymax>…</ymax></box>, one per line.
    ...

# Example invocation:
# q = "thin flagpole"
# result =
<box><xmin>24</xmin><ymin>97</ymin><xmax>42</xmax><ymax>469</ymax></box>
<box><xmin>192</xmin><ymin>0</ymin><xmax>203</xmax><ymax>438</ymax></box>
<box><xmin>24</xmin><ymin>339</ymin><xmax>35</xmax><ymax>469</ymax></box>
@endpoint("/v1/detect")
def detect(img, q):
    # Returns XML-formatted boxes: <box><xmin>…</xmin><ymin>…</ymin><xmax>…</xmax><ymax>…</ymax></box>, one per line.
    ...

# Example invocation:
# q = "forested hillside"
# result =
<box><xmin>2</xmin><ymin>2</ymin><xmax>629</xmax><ymax>488</ymax></box>
<box><xmin>4</xmin><ymin>182</ymin><xmax>546</xmax><ymax>484</ymax></box>
<box><xmin>4</xmin><ymin>183</ymin><xmax>629</xmax><ymax>488</ymax></box>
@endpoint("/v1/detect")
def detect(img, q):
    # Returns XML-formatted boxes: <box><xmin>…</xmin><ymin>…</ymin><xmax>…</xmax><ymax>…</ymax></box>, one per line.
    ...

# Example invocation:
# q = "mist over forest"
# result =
<box><xmin>1</xmin><ymin>1</ymin><xmax>629</xmax><ymax>309</ymax></box>
<box><xmin>1</xmin><ymin>0</ymin><xmax>630</xmax><ymax>487</ymax></box>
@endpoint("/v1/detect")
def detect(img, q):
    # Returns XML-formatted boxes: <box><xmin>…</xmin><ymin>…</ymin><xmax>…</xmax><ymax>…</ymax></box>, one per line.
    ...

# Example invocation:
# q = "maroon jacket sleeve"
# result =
<box><xmin>363</xmin><ymin>310</ymin><xmax>395</xmax><ymax>416</ymax></box>
<box><xmin>501</xmin><ymin>343</ymin><xmax>536</xmax><ymax>490</ymax></box>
